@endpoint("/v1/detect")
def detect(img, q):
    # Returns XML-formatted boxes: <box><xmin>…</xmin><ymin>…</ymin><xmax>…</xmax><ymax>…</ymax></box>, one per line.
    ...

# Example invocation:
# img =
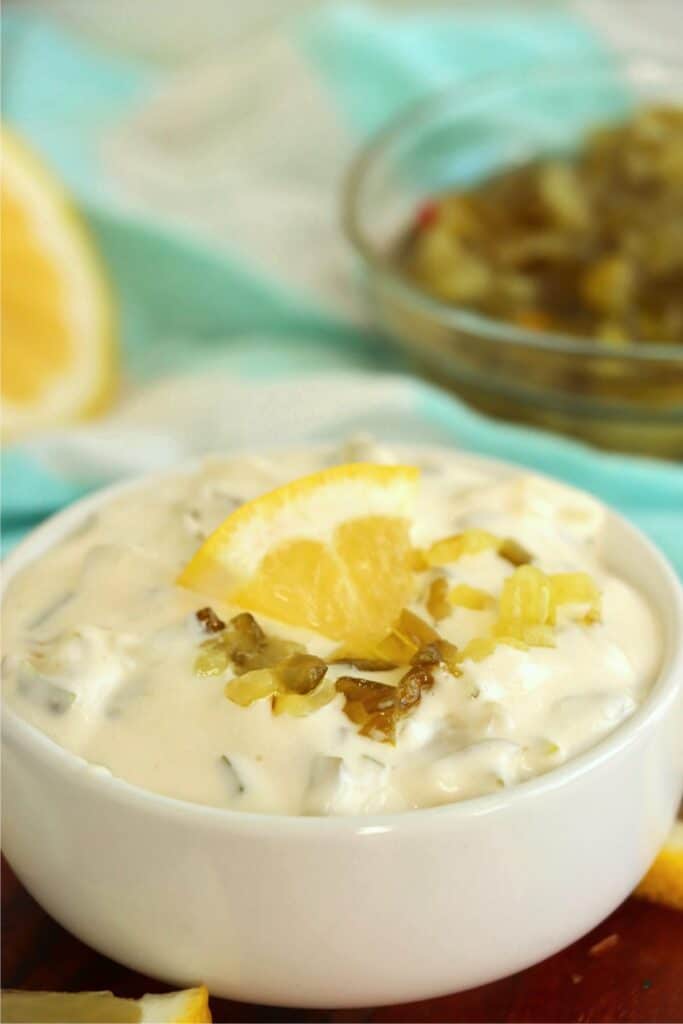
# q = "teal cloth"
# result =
<box><xmin>300</xmin><ymin>4</ymin><xmax>614</xmax><ymax>135</ymax></box>
<box><xmin>2</xmin><ymin>5</ymin><xmax>682</xmax><ymax>573</ymax></box>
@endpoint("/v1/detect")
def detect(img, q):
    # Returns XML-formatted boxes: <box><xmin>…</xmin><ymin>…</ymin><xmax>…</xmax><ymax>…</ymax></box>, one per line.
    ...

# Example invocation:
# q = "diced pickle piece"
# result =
<box><xmin>435</xmin><ymin>638</ymin><xmax>462</xmax><ymax>676</ymax></box>
<box><xmin>497</xmin><ymin>565</ymin><xmax>554</xmax><ymax>640</ymax></box>
<box><xmin>395</xmin><ymin>608</ymin><xmax>440</xmax><ymax>646</ymax></box>
<box><xmin>276</xmin><ymin>653</ymin><xmax>327</xmax><ymax>694</ymax></box>
<box><xmin>196</xmin><ymin>606</ymin><xmax>226</xmax><ymax>633</ymax></box>
<box><xmin>240</xmin><ymin>636</ymin><xmax>306</xmax><ymax>675</ymax></box>
<box><xmin>336</xmin><ymin>675</ymin><xmax>400</xmax><ymax>743</ymax></box>
<box><xmin>398</xmin><ymin>666</ymin><xmax>433</xmax><ymax>711</ymax></box>
<box><xmin>196</xmin><ymin>612</ymin><xmax>264</xmax><ymax>677</ymax></box>
<box><xmin>374</xmin><ymin>630</ymin><xmax>418</xmax><ymax>665</ymax></box>
<box><xmin>411</xmin><ymin>640</ymin><xmax>462</xmax><ymax>677</ymax></box>
<box><xmin>550</xmin><ymin>572</ymin><xmax>602</xmax><ymax>622</ymax></box>
<box><xmin>364</xmin><ymin>710</ymin><xmax>398</xmax><ymax>741</ymax></box>
<box><xmin>425</xmin><ymin>529</ymin><xmax>501</xmax><ymax>566</ymax></box>
<box><xmin>272</xmin><ymin>677</ymin><xmax>337</xmax><ymax>717</ymax></box>
<box><xmin>411</xmin><ymin>643</ymin><xmax>442</xmax><ymax>667</ymax></box>
<box><xmin>493</xmin><ymin>565</ymin><xmax>601</xmax><ymax>644</ymax></box>
<box><xmin>539</xmin><ymin>161</ymin><xmax>589</xmax><ymax>230</ymax></box>
<box><xmin>194</xmin><ymin>637</ymin><xmax>230</xmax><ymax>677</ymax></box>
<box><xmin>225</xmin><ymin>668</ymin><xmax>279</xmax><ymax>706</ymax></box>
<box><xmin>336</xmin><ymin>675</ymin><xmax>397</xmax><ymax>704</ymax></box>
<box><xmin>426</xmin><ymin>576</ymin><xmax>451</xmax><ymax>621</ymax></box>
<box><xmin>336</xmin><ymin>661</ymin><xmax>436</xmax><ymax>744</ymax></box>
<box><xmin>224</xmin><ymin>612</ymin><xmax>268</xmax><ymax>673</ymax></box>
<box><xmin>499</xmin><ymin>538</ymin><xmax>533</xmax><ymax>566</ymax></box>
<box><xmin>195</xmin><ymin>611</ymin><xmax>305</xmax><ymax>677</ymax></box>
<box><xmin>226</xmin><ymin>612</ymin><xmax>305</xmax><ymax>675</ymax></box>
<box><xmin>449</xmin><ymin>584</ymin><xmax>495</xmax><ymax>610</ymax></box>
<box><xmin>374</xmin><ymin>609</ymin><xmax>459</xmax><ymax>674</ymax></box>
<box><xmin>227</xmin><ymin>611</ymin><xmax>265</xmax><ymax>647</ymax></box>
<box><xmin>452</xmin><ymin>633</ymin><xmax>530</xmax><ymax>664</ymax></box>
<box><xmin>581</xmin><ymin>256</ymin><xmax>633</xmax><ymax>315</ymax></box>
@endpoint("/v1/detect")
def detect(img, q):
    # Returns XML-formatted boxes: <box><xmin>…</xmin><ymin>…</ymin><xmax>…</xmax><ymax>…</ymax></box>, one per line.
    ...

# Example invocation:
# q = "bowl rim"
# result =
<box><xmin>341</xmin><ymin>51</ymin><xmax>683</xmax><ymax>365</ymax></box>
<box><xmin>2</xmin><ymin>447</ymin><xmax>682</xmax><ymax>836</ymax></box>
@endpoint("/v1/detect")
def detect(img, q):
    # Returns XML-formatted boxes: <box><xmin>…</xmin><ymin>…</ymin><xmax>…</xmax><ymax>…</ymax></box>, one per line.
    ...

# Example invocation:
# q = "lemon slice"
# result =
<box><xmin>179</xmin><ymin>462</ymin><xmax>419</xmax><ymax>648</ymax></box>
<box><xmin>635</xmin><ymin>820</ymin><xmax>683</xmax><ymax>911</ymax></box>
<box><xmin>1</xmin><ymin>127</ymin><xmax>117</xmax><ymax>441</ymax></box>
<box><xmin>0</xmin><ymin>985</ymin><xmax>211</xmax><ymax>1023</ymax></box>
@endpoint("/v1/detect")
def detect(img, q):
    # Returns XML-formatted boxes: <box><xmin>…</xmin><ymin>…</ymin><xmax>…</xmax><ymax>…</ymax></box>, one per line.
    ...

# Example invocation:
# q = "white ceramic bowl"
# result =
<box><xmin>2</xmin><ymin>451</ymin><xmax>682</xmax><ymax>1008</ymax></box>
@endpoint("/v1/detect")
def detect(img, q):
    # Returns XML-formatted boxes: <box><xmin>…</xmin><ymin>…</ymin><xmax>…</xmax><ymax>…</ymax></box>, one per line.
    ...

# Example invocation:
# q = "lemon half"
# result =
<box><xmin>1</xmin><ymin>127</ymin><xmax>117</xmax><ymax>440</ymax></box>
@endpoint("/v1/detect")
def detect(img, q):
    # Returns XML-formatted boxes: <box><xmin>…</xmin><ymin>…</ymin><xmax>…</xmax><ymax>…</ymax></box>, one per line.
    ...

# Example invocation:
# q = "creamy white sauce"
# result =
<box><xmin>1</xmin><ymin>440</ymin><xmax>660</xmax><ymax>815</ymax></box>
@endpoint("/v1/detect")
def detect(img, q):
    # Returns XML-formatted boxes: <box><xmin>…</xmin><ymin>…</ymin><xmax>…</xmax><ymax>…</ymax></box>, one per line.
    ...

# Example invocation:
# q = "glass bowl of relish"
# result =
<box><xmin>343</xmin><ymin>54</ymin><xmax>683</xmax><ymax>456</ymax></box>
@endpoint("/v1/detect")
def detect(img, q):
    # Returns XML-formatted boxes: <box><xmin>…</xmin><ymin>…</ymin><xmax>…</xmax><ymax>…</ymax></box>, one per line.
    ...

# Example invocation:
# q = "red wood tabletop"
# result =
<box><xmin>3</xmin><ymin>857</ymin><xmax>682</xmax><ymax>1023</ymax></box>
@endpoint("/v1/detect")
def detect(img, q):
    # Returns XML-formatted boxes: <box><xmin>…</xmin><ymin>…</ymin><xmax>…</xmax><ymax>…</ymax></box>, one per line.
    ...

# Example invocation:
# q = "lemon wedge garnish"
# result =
<box><xmin>1</xmin><ymin>127</ymin><xmax>117</xmax><ymax>441</ymax></box>
<box><xmin>635</xmin><ymin>820</ymin><xmax>683</xmax><ymax>911</ymax></box>
<box><xmin>0</xmin><ymin>985</ymin><xmax>211</xmax><ymax>1023</ymax></box>
<box><xmin>179</xmin><ymin>462</ymin><xmax>419</xmax><ymax>648</ymax></box>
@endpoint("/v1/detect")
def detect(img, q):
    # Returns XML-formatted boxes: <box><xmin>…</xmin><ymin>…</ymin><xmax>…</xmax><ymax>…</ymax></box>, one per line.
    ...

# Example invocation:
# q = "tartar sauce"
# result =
<box><xmin>1</xmin><ymin>441</ymin><xmax>660</xmax><ymax>815</ymax></box>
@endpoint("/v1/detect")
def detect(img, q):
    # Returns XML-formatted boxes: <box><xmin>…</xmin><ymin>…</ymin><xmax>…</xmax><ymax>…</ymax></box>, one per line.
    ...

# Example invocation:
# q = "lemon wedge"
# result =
<box><xmin>635</xmin><ymin>820</ymin><xmax>683</xmax><ymax>911</ymax></box>
<box><xmin>1</xmin><ymin>127</ymin><xmax>117</xmax><ymax>441</ymax></box>
<box><xmin>0</xmin><ymin>985</ymin><xmax>211</xmax><ymax>1023</ymax></box>
<box><xmin>178</xmin><ymin>462</ymin><xmax>419</xmax><ymax>648</ymax></box>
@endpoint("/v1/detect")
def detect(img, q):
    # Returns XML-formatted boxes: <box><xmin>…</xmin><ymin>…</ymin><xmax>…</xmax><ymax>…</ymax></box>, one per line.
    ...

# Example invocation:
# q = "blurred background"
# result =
<box><xmin>2</xmin><ymin>1</ymin><xmax>682</xmax><ymax>563</ymax></box>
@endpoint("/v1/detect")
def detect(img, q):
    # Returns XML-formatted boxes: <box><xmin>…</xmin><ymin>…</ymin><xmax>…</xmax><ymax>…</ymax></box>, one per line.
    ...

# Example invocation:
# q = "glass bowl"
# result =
<box><xmin>342</xmin><ymin>53</ymin><xmax>683</xmax><ymax>457</ymax></box>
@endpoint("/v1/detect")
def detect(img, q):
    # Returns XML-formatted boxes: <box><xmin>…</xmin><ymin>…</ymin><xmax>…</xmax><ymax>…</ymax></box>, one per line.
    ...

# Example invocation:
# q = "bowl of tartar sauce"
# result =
<box><xmin>2</xmin><ymin>440</ymin><xmax>681</xmax><ymax>1006</ymax></box>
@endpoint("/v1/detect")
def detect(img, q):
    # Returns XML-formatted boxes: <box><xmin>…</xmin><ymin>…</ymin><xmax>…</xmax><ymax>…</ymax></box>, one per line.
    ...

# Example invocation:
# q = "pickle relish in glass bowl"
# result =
<box><xmin>343</xmin><ymin>54</ymin><xmax>683</xmax><ymax>456</ymax></box>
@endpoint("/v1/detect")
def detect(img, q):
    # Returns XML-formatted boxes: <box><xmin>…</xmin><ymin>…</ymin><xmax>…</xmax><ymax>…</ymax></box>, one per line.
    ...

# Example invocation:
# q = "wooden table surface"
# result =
<box><xmin>3</xmin><ymin>858</ymin><xmax>682</xmax><ymax>1023</ymax></box>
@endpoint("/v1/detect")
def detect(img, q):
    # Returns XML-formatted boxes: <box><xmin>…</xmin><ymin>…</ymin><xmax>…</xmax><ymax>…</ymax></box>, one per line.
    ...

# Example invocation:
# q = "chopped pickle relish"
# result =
<box><xmin>1</xmin><ymin>441</ymin><xmax>660</xmax><ymax>814</ymax></box>
<box><xmin>212</xmin><ymin>558</ymin><xmax>602</xmax><ymax>742</ymax></box>
<box><xmin>397</xmin><ymin>105</ymin><xmax>683</xmax><ymax>346</ymax></box>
